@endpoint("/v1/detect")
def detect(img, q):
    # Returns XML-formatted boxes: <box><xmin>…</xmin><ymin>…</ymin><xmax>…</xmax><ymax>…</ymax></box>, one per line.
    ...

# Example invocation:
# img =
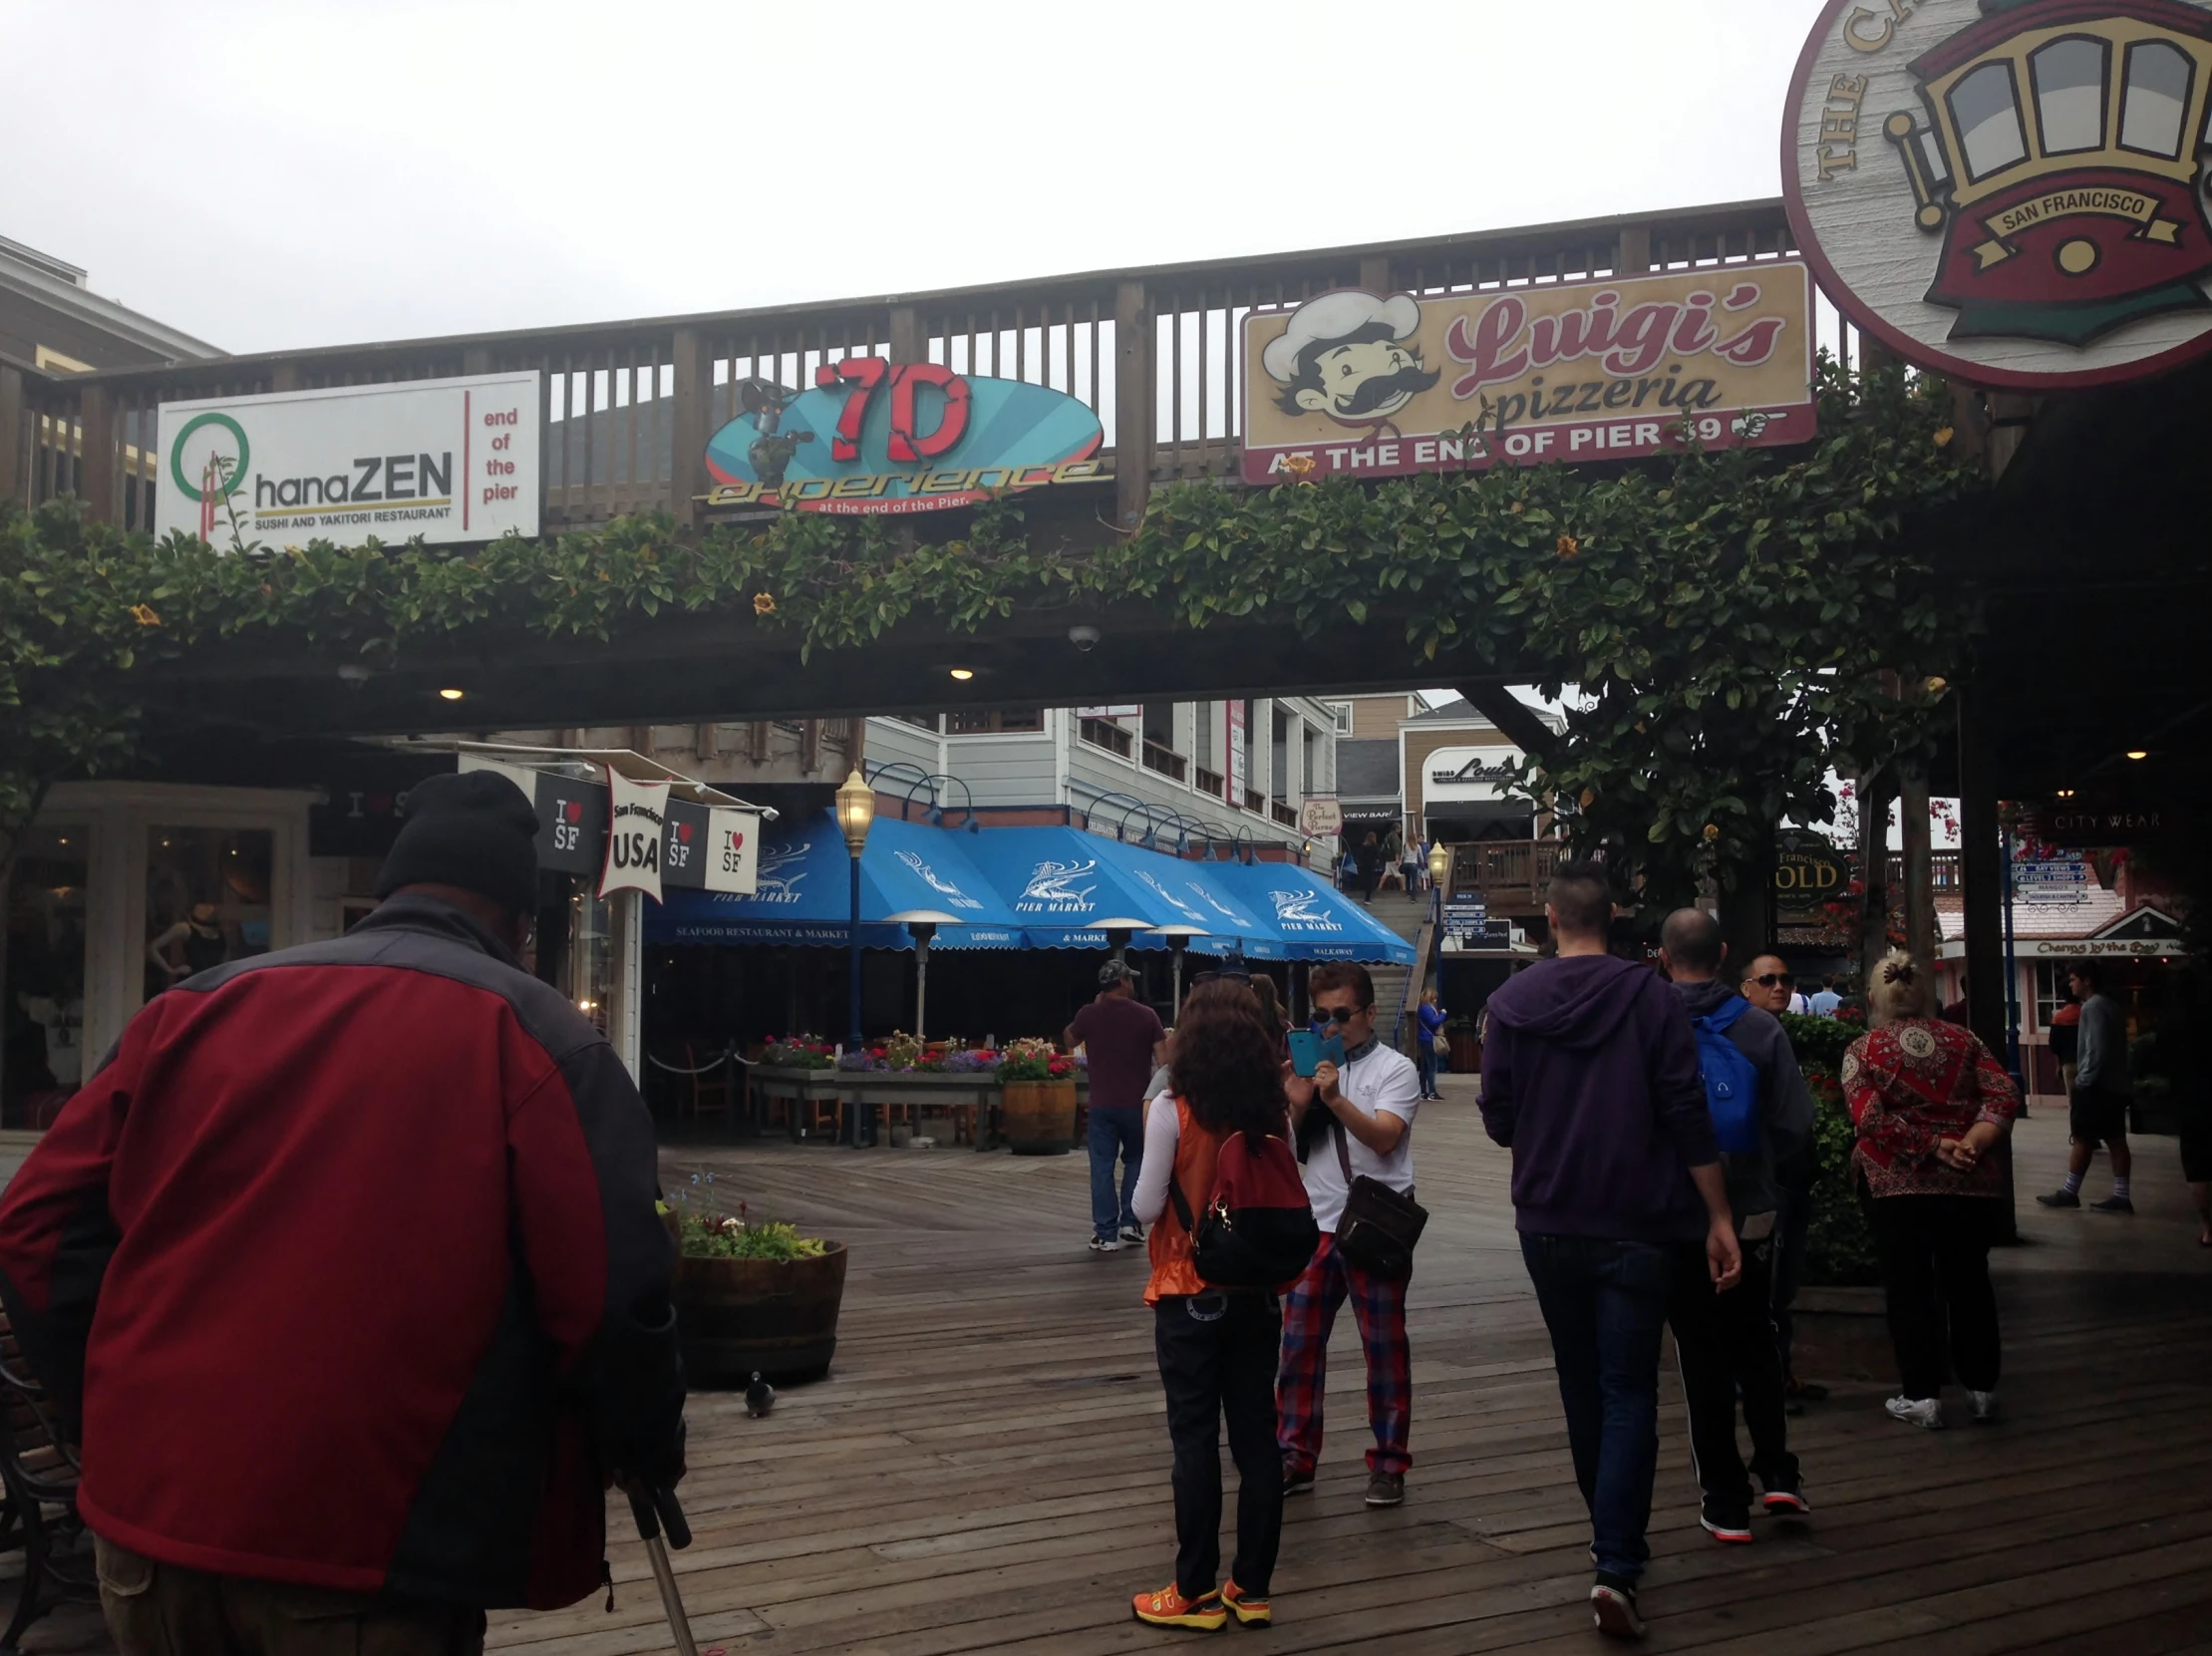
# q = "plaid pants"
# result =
<box><xmin>1276</xmin><ymin>1232</ymin><xmax>1412</xmax><ymax>1476</ymax></box>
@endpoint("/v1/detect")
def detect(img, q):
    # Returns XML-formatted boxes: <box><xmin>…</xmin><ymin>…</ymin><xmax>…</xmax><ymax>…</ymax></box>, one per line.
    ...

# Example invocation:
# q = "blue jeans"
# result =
<box><xmin>1518</xmin><ymin>1233</ymin><xmax>1676</xmax><ymax>1580</ymax></box>
<box><xmin>1090</xmin><ymin>1106</ymin><xmax>1144</xmax><ymax>1238</ymax></box>
<box><xmin>1418</xmin><ymin>1045</ymin><xmax>1439</xmax><ymax>1097</ymax></box>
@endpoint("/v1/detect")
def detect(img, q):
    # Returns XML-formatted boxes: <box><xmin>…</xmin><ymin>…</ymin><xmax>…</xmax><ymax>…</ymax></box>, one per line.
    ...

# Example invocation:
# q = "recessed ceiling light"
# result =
<box><xmin>948</xmin><ymin>667</ymin><xmax>975</xmax><ymax>681</ymax></box>
<box><xmin>439</xmin><ymin>687</ymin><xmax>466</xmax><ymax>701</ymax></box>
<box><xmin>2126</xmin><ymin>749</ymin><xmax>2149</xmax><ymax>761</ymax></box>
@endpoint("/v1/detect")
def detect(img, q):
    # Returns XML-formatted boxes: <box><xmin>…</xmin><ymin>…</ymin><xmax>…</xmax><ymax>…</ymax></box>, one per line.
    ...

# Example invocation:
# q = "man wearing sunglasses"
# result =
<box><xmin>1742</xmin><ymin>956</ymin><xmax>1810</xmax><ymax>1018</ymax></box>
<box><xmin>1278</xmin><ymin>963</ymin><xmax>1422</xmax><ymax>1510</ymax></box>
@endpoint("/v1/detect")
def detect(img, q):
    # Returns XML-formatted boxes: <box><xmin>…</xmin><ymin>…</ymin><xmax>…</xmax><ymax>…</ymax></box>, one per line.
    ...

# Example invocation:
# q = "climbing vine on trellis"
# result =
<box><xmin>2</xmin><ymin>360</ymin><xmax>1980</xmax><ymax>899</ymax></box>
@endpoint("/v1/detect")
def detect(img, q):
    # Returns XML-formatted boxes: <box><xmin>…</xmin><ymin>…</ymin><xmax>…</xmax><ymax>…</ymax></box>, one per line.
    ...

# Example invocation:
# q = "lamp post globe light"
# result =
<box><xmin>1427</xmin><ymin>841</ymin><xmax>1450</xmax><ymax>895</ymax></box>
<box><xmin>835</xmin><ymin>769</ymin><xmax>876</xmax><ymax>1146</ymax></box>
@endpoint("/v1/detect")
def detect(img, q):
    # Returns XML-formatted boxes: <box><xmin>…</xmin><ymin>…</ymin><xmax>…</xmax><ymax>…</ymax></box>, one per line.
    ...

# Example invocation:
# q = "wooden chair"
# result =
<box><xmin>682</xmin><ymin>1042</ymin><xmax>739</xmax><ymax>1124</ymax></box>
<box><xmin>0</xmin><ymin>1313</ymin><xmax>98</xmax><ymax>1653</ymax></box>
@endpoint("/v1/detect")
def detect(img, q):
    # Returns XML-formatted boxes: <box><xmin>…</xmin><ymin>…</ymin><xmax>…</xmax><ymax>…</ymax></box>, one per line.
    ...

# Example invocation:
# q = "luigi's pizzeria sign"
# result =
<box><xmin>1239</xmin><ymin>266</ymin><xmax>1817</xmax><ymax>483</ymax></box>
<box><xmin>1785</xmin><ymin>0</ymin><xmax>2212</xmax><ymax>390</ymax></box>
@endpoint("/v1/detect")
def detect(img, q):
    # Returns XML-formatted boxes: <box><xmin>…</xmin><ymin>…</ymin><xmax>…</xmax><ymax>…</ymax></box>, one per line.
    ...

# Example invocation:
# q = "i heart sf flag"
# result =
<box><xmin>599</xmin><ymin>767</ymin><xmax>671</xmax><ymax>902</ymax></box>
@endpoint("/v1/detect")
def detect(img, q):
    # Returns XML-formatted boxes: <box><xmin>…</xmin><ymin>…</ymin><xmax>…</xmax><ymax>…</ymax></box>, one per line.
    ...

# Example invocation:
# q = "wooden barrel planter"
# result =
<box><xmin>671</xmin><ymin>1242</ymin><xmax>849</xmax><ymax>1386</ymax></box>
<box><xmin>1000</xmin><ymin>1080</ymin><xmax>1077</xmax><ymax>1156</ymax></box>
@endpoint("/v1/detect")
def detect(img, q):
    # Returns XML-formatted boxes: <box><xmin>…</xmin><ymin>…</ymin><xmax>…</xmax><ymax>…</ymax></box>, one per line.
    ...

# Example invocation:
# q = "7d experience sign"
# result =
<box><xmin>158</xmin><ymin>372</ymin><xmax>541</xmax><ymax>549</ymax></box>
<box><xmin>697</xmin><ymin>364</ymin><xmax>1105</xmax><ymax>516</ymax></box>
<box><xmin>1239</xmin><ymin>263</ymin><xmax>1816</xmax><ymax>484</ymax></box>
<box><xmin>1785</xmin><ymin>0</ymin><xmax>2212</xmax><ymax>390</ymax></box>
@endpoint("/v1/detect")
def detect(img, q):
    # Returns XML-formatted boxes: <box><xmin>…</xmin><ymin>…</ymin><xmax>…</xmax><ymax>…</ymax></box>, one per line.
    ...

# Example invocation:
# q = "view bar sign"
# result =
<box><xmin>157</xmin><ymin>372</ymin><xmax>542</xmax><ymax>551</ymax></box>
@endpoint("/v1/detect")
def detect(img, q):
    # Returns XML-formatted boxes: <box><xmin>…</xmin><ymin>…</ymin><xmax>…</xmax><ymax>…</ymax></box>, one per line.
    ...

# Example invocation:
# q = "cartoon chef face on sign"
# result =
<box><xmin>1261</xmin><ymin>291</ymin><xmax>1440</xmax><ymax>434</ymax></box>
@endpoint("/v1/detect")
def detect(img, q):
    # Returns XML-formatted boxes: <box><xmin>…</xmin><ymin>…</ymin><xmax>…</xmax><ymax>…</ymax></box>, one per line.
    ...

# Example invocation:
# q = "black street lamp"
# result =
<box><xmin>835</xmin><ymin>768</ymin><xmax>876</xmax><ymax>1147</ymax></box>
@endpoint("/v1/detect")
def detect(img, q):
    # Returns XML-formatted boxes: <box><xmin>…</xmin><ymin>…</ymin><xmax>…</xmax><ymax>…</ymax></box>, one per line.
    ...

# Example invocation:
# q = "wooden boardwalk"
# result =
<box><xmin>9</xmin><ymin>1092</ymin><xmax>2210</xmax><ymax>1654</ymax></box>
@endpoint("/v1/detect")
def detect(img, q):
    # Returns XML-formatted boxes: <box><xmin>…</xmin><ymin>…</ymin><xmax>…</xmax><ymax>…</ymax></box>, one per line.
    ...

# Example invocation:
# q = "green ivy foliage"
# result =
<box><xmin>0</xmin><ymin>360</ymin><xmax>1979</xmax><ymax>888</ymax></box>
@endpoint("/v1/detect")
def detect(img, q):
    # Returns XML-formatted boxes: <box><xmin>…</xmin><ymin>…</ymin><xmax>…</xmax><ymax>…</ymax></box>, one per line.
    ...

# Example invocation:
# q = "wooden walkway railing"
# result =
<box><xmin>3</xmin><ymin>197</ymin><xmax>1867</xmax><ymax>541</ymax></box>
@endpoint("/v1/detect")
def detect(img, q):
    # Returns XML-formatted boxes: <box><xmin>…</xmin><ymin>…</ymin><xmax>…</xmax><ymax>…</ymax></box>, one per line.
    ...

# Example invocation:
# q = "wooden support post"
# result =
<box><xmin>1900</xmin><ymin>763</ymin><xmax>1935</xmax><ymax>963</ymax></box>
<box><xmin>1113</xmin><ymin>280</ymin><xmax>1151</xmax><ymax>531</ymax></box>
<box><xmin>1958</xmin><ymin>677</ymin><xmax>2007</xmax><ymax>1056</ymax></box>
<box><xmin>1719</xmin><ymin>820</ymin><xmax>1776</xmax><ymax>982</ymax></box>
<box><xmin>1617</xmin><ymin>226</ymin><xmax>1652</xmax><ymax>274</ymax></box>
<box><xmin>800</xmin><ymin>718</ymin><xmax>823</xmax><ymax>776</ymax></box>
<box><xmin>695</xmin><ymin>723</ymin><xmax>719</xmax><ymax>760</ymax></box>
<box><xmin>462</xmin><ymin>348</ymin><xmax>491</xmax><ymax>377</ymax></box>
<box><xmin>1858</xmin><ymin>762</ymin><xmax>1897</xmax><ymax>986</ymax></box>
<box><xmin>670</xmin><ymin>327</ymin><xmax>711</xmax><ymax>529</ymax></box>
<box><xmin>269</xmin><ymin>364</ymin><xmax>301</xmax><ymax>393</ymax></box>
<box><xmin>1359</xmin><ymin>254</ymin><xmax>1393</xmax><ymax>293</ymax></box>
<box><xmin>887</xmin><ymin>305</ymin><xmax>921</xmax><ymax>366</ymax></box>
<box><xmin>78</xmin><ymin>384</ymin><xmax>116</xmax><ymax>522</ymax></box>
<box><xmin>0</xmin><ymin>364</ymin><xmax>23</xmax><ymax>505</ymax></box>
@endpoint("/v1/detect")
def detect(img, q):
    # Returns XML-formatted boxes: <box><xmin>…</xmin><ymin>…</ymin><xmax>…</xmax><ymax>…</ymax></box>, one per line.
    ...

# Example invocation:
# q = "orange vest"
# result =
<box><xmin>1145</xmin><ymin>1098</ymin><xmax>1225</xmax><ymax>1304</ymax></box>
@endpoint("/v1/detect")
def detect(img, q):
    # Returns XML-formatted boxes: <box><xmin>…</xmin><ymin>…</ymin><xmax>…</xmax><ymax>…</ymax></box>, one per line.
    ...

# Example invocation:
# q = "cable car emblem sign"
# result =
<box><xmin>1786</xmin><ymin>0</ymin><xmax>2212</xmax><ymax>389</ymax></box>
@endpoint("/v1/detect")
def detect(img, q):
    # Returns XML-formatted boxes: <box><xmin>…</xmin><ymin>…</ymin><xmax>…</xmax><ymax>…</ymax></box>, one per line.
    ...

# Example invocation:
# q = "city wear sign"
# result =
<box><xmin>1238</xmin><ymin>264</ymin><xmax>1816</xmax><ymax>484</ymax></box>
<box><xmin>157</xmin><ymin>373</ymin><xmax>541</xmax><ymax>548</ymax></box>
<box><xmin>697</xmin><ymin>368</ymin><xmax>1104</xmax><ymax>515</ymax></box>
<box><xmin>1784</xmin><ymin>0</ymin><xmax>2212</xmax><ymax>390</ymax></box>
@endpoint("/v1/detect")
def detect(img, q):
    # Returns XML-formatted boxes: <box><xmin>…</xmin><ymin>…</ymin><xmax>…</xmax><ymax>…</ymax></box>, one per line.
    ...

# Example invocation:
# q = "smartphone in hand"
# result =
<box><xmin>1287</xmin><ymin>1030</ymin><xmax>1344</xmax><ymax>1078</ymax></box>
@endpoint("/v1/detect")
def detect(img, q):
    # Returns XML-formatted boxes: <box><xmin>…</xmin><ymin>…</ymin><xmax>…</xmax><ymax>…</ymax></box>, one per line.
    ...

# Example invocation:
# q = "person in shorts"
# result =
<box><xmin>2037</xmin><ymin>961</ymin><xmax>2134</xmax><ymax>1214</ymax></box>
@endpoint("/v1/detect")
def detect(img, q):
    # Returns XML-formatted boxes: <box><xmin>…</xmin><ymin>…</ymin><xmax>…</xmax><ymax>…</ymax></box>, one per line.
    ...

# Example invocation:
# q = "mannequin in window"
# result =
<box><xmin>149</xmin><ymin>903</ymin><xmax>227</xmax><ymax>984</ymax></box>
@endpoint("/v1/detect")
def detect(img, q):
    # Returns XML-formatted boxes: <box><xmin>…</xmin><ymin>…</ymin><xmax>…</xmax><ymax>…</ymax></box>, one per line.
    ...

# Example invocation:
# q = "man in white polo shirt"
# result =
<box><xmin>1279</xmin><ymin>961</ymin><xmax>1423</xmax><ymax>1508</ymax></box>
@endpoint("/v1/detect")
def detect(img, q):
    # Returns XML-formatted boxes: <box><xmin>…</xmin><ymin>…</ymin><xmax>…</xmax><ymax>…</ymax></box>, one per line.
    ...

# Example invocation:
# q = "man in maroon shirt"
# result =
<box><xmin>1068</xmin><ymin>963</ymin><xmax>1166</xmax><ymax>1252</ymax></box>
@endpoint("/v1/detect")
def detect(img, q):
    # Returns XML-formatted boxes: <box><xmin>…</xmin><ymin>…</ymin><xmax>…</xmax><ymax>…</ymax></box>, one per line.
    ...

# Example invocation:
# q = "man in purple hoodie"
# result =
<box><xmin>1478</xmin><ymin>862</ymin><xmax>1740</xmax><ymax>1641</ymax></box>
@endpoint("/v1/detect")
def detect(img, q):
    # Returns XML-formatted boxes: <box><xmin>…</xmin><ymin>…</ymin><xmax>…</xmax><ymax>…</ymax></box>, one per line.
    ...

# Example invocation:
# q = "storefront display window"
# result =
<box><xmin>566</xmin><ymin>884</ymin><xmax>614</xmax><ymax>1034</ymax></box>
<box><xmin>145</xmin><ymin>827</ymin><xmax>274</xmax><ymax>1002</ymax></box>
<box><xmin>3</xmin><ymin>826</ymin><xmax>90</xmax><ymax>1128</ymax></box>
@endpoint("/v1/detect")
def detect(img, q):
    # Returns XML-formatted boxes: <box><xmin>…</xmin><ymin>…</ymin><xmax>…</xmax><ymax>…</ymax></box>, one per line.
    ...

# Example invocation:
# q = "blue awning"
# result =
<box><xmin>1207</xmin><ymin>859</ymin><xmax>1417</xmax><ymax>964</ymax></box>
<box><xmin>1084</xmin><ymin>836</ymin><xmax>1284</xmax><ymax>959</ymax></box>
<box><xmin>646</xmin><ymin>811</ymin><xmax>1024</xmax><ymax>949</ymax></box>
<box><xmin>958</xmin><ymin>827</ymin><xmax>1264</xmax><ymax>954</ymax></box>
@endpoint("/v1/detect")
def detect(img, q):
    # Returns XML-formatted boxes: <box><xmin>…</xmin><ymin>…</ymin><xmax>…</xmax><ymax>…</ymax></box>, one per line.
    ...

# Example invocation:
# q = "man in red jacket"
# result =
<box><xmin>0</xmin><ymin>770</ymin><xmax>685</xmax><ymax>1654</ymax></box>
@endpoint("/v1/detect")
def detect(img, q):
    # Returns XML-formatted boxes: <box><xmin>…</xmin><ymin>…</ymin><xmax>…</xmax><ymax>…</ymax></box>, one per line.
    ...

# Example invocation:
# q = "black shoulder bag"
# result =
<box><xmin>1332</xmin><ymin>1119</ymin><xmax>1427</xmax><ymax>1281</ymax></box>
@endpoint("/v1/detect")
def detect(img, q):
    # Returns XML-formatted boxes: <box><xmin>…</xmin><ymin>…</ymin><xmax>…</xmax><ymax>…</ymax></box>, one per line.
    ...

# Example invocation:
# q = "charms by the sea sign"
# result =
<box><xmin>696</xmin><ymin>364</ymin><xmax>1104</xmax><ymax>515</ymax></box>
<box><xmin>1785</xmin><ymin>0</ymin><xmax>2212</xmax><ymax>389</ymax></box>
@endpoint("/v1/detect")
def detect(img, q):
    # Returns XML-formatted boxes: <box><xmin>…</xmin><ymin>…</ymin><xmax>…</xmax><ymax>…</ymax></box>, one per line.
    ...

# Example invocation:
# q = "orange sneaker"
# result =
<box><xmin>1221</xmin><ymin>1580</ymin><xmax>1272</xmax><ymax>1627</ymax></box>
<box><xmin>1131</xmin><ymin>1583</ymin><xmax>1227</xmax><ymax>1630</ymax></box>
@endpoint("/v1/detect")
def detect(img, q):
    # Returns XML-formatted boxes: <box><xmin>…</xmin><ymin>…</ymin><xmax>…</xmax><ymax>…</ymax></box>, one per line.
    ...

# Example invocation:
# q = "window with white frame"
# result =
<box><xmin>2032</xmin><ymin>960</ymin><xmax>2072</xmax><ymax>1032</ymax></box>
<box><xmin>1329</xmin><ymin>702</ymin><xmax>1354</xmax><ymax>735</ymax></box>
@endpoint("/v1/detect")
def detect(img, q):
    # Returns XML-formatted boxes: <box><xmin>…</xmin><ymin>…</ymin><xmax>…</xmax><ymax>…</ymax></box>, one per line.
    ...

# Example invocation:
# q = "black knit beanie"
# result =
<box><xmin>373</xmin><ymin>770</ymin><xmax>541</xmax><ymax>916</ymax></box>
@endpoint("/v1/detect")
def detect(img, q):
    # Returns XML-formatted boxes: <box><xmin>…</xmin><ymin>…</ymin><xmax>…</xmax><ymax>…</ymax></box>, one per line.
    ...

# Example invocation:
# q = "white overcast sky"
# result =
<box><xmin>6</xmin><ymin>1</ymin><xmax>1822</xmax><ymax>354</ymax></box>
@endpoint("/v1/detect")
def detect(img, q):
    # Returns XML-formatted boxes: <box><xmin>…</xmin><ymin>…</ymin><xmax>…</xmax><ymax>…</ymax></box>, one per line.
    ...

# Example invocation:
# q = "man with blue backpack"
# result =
<box><xmin>1659</xmin><ymin>909</ymin><xmax>1816</xmax><ymax>1544</ymax></box>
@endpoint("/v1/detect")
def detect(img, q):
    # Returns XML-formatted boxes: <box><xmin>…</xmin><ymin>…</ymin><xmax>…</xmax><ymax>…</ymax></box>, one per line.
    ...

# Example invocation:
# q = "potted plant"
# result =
<box><xmin>996</xmin><ymin>1038</ymin><xmax>1079</xmax><ymax>1156</ymax></box>
<box><xmin>665</xmin><ymin>1203</ymin><xmax>849</xmax><ymax>1385</ymax></box>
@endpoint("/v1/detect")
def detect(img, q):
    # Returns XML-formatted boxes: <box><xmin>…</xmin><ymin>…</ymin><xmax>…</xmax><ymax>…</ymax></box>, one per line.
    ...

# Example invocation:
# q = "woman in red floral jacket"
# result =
<box><xmin>1842</xmin><ymin>952</ymin><xmax>2021</xmax><ymax>1432</ymax></box>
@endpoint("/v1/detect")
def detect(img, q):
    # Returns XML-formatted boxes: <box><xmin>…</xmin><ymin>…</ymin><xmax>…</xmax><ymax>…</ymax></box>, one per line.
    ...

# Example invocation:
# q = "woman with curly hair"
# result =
<box><xmin>1125</xmin><ymin>980</ymin><xmax>1295</xmax><ymax>1632</ymax></box>
<box><xmin>1843</xmin><ymin>952</ymin><xmax>2021</xmax><ymax>1430</ymax></box>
